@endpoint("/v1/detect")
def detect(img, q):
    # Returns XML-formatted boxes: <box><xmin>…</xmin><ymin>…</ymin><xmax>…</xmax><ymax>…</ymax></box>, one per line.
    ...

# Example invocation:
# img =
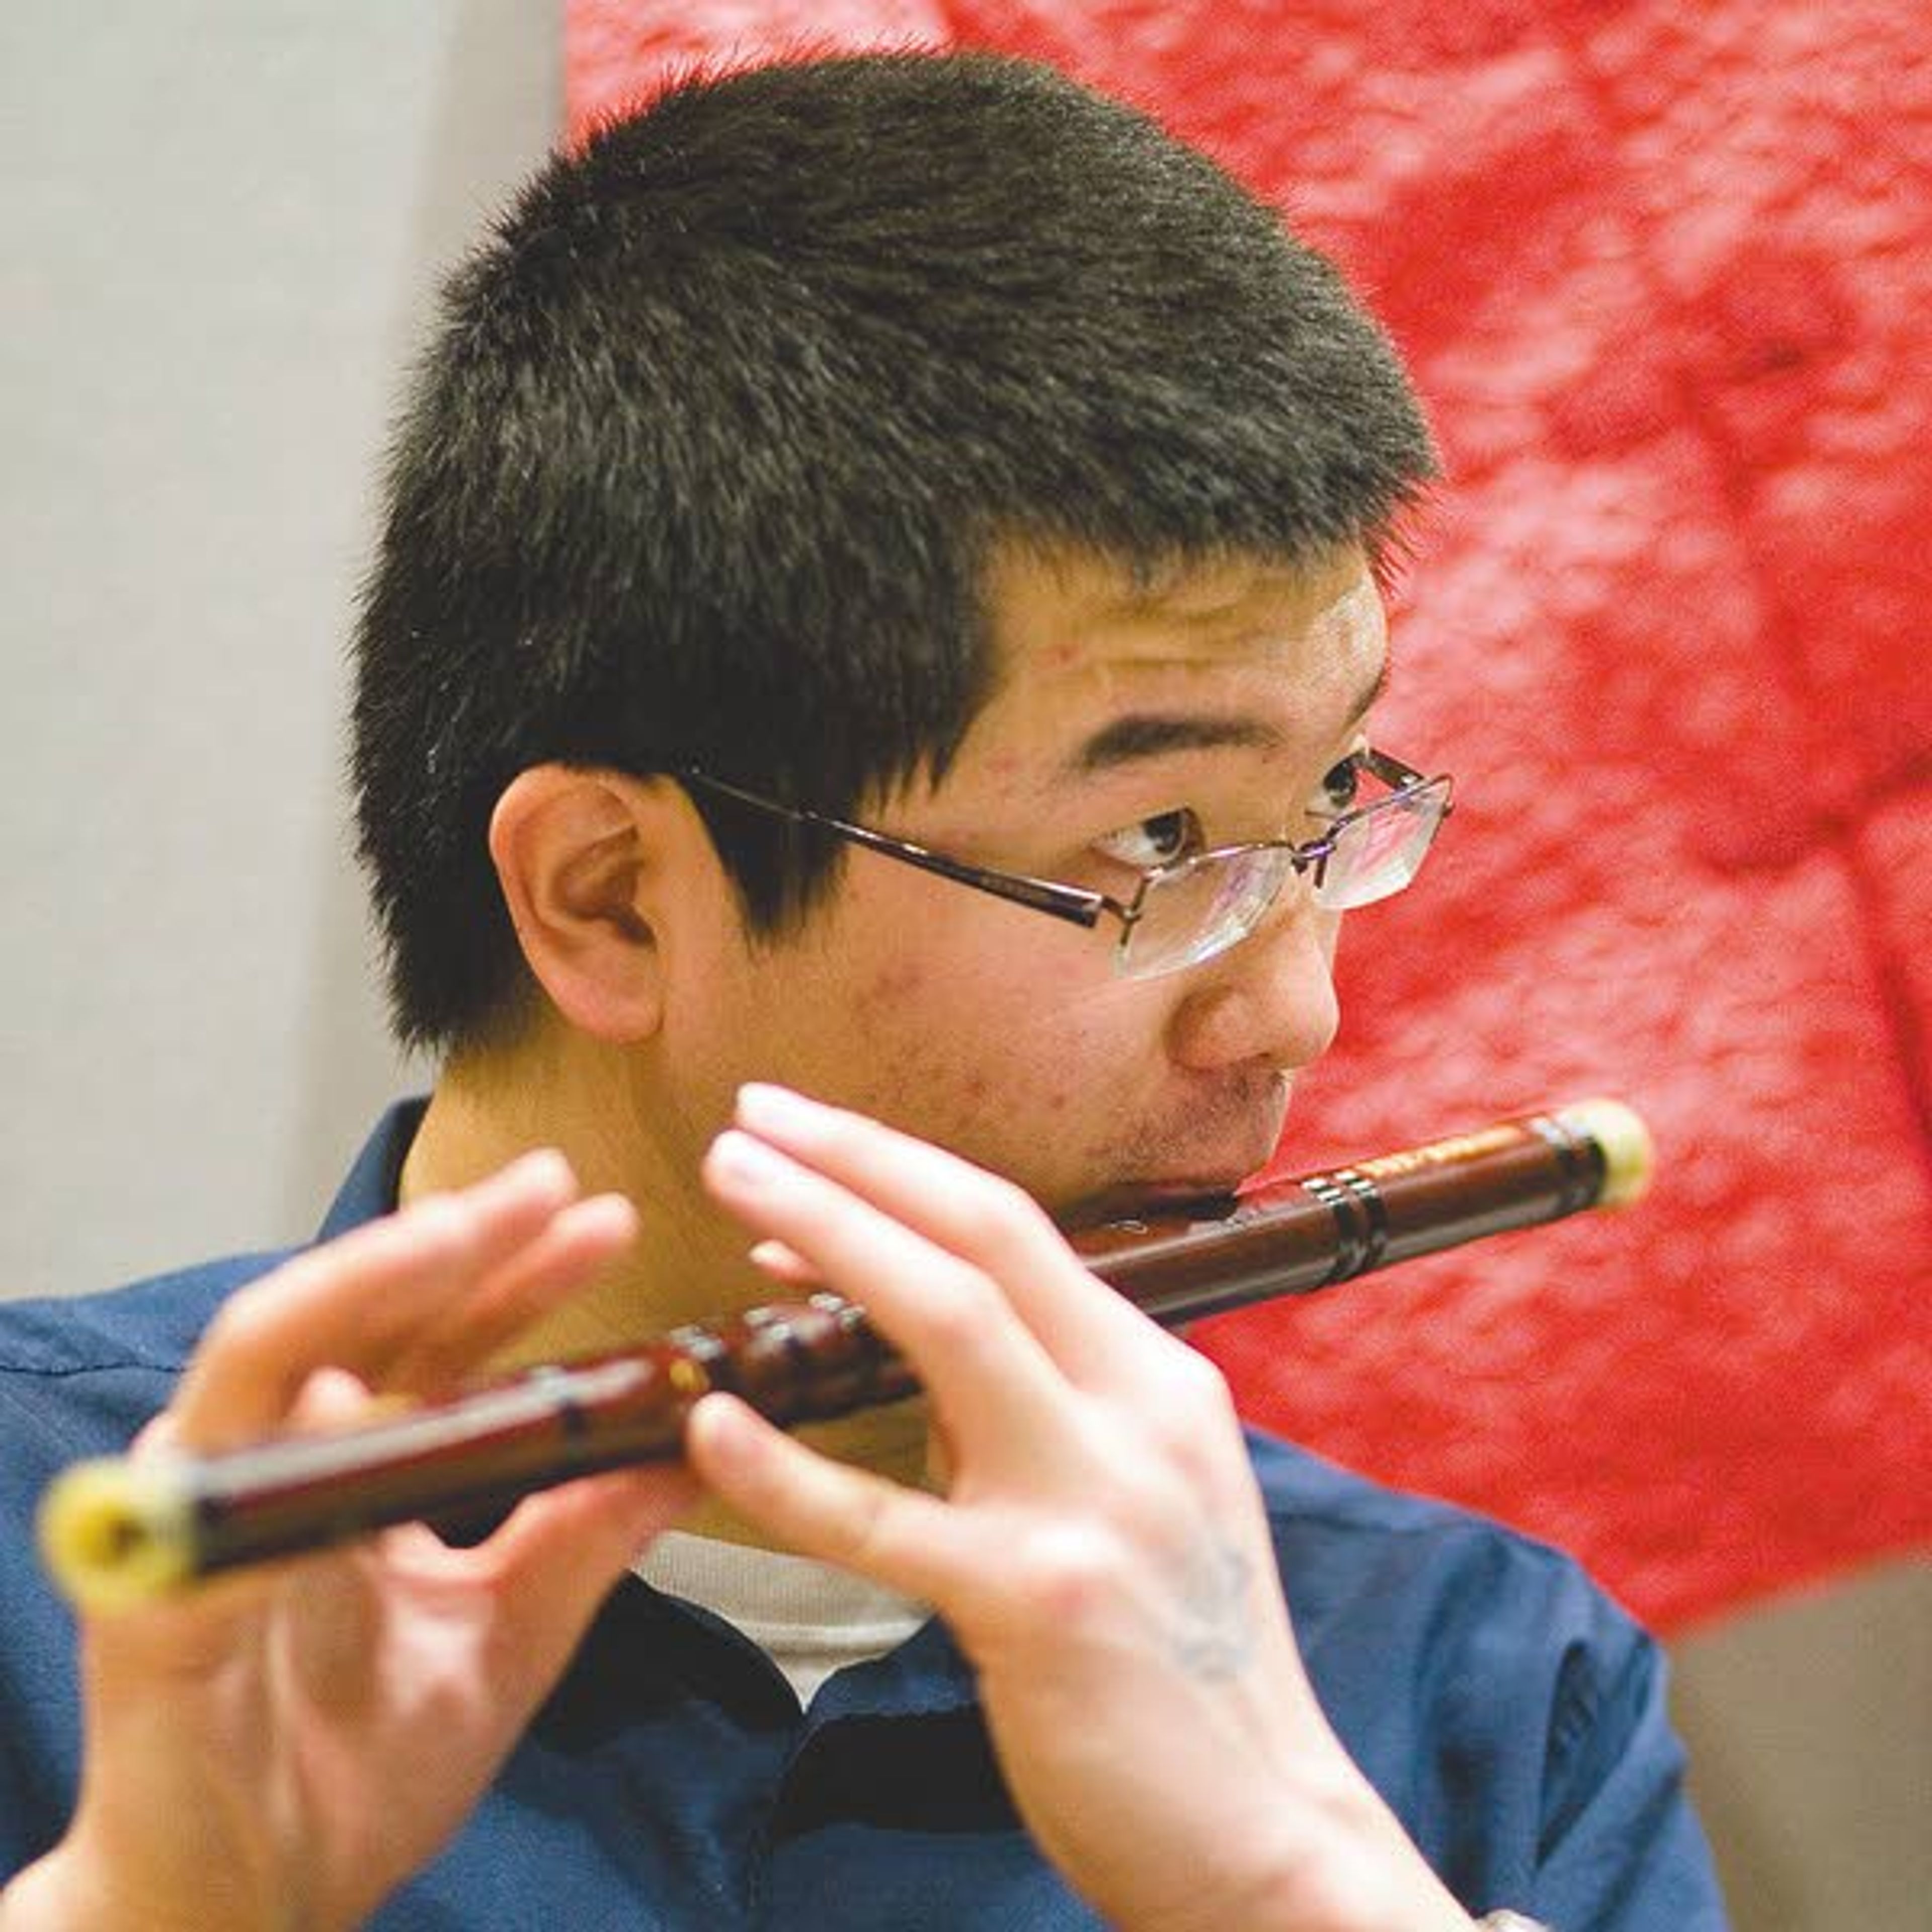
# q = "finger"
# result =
<box><xmin>380</xmin><ymin>1192</ymin><xmax>640</xmax><ymax>1395</ymax></box>
<box><xmin>746</xmin><ymin>1237</ymin><xmax>822</xmax><ymax>1289</ymax></box>
<box><xmin>172</xmin><ymin>1151</ymin><xmax>579</xmax><ymax>1448</ymax></box>
<box><xmin>686</xmin><ymin>1393</ymin><xmax>968</xmax><ymax>1605</ymax></box>
<box><xmin>733</xmin><ymin>1084</ymin><xmax>1160</xmax><ymax>1380</ymax></box>
<box><xmin>703</xmin><ymin>1126</ymin><xmax>1073</xmax><ymax>1463</ymax></box>
<box><xmin>479</xmin><ymin>1463</ymin><xmax>701</xmax><ymax>1671</ymax></box>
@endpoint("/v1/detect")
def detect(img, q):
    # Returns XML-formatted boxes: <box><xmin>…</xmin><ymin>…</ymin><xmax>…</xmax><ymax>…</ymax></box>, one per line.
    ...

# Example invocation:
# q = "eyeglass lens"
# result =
<box><xmin>1118</xmin><ymin>776</ymin><xmax>1450</xmax><ymax>978</ymax></box>
<box><xmin>1124</xmin><ymin>850</ymin><xmax>1292</xmax><ymax>976</ymax></box>
<box><xmin>1317</xmin><ymin>777</ymin><xmax>1450</xmax><ymax>911</ymax></box>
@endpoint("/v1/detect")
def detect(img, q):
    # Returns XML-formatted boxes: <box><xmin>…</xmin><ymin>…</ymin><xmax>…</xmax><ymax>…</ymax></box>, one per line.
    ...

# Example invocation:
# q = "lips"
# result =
<box><xmin>1057</xmin><ymin>1177</ymin><xmax>1248</xmax><ymax>1232</ymax></box>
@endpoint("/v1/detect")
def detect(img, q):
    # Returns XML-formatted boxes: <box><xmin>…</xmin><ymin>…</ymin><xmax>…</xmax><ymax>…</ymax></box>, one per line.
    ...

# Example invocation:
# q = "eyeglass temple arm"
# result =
<box><xmin>1361</xmin><ymin>747</ymin><xmax>1430</xmax><ymax>791</ymax></box>
<box><xmin>678</xmin><ymin>768</ymin><xmax>1118</xmax><ymax>933</ymax></box>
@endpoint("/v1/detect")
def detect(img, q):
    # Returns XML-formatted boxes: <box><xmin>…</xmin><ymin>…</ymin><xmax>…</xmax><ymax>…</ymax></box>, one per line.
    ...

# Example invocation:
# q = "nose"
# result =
<box><xmin>1164</xmin><ymin>888</ymin><xmax>1342</xmax><ymax>1075</ymax></box>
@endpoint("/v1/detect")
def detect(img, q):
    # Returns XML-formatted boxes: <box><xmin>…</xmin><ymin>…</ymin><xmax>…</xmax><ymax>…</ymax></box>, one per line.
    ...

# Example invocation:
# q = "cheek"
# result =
<box><xmin>772</xmin><ymin>881</ymin><xmax>1168</xmax><ymax>1185</ymax></box>
<box><xmin>844</xmin><ymin>951</ymin><xmax>1141</xmax><ymax>1160</ymax></box>
<box><xmin>844</xmin><ymin>954</ymin><xmax>1020</xmax><ymax>1111</ymax></box>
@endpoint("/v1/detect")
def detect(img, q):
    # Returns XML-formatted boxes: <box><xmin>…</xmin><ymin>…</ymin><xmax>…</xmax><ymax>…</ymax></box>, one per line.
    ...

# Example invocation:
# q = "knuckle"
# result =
<box><xmin>912</xmin><ymin>1267</ymin><xmax>1007</xmax><ymax>1355</ymax></box>
<box><xmin>832</xmin><ymin>1479</ymin><xmax>895</xmax><ymax>1571</ymax></box>
<box><xmin>1000</xmin><ymin>1185</ymin><xmax>1068</xmax><ymax>1263</ymax></box>
<box><xmin>398</xmin><ymin>1192</ymin><xmax>475</xmax><ymax>1258</ymax></box>
<box><xmin>1137</xmin><ymin>1351</ymin><xmax>1242</xmax><ymax>1475</ymax></box>
<box><xmin>131</xmin><ymin>1410</ymin><xmax>181</xmax><ymax>1455</ymax></box>
<box><xmin>1018</xmin><ymin>1522</ymin><xmax>1123</xmax><ymax>1626</ymax></box>
<box><xmin>199</xmin><ymin>1281</ymin><xmax>279</xmax><ymax>1364</ymax></box>
<box><xmin>1171</xmin><ymin>1344</ymin><xmax>1238</xmax><ymax>1416</ymax></box>
<box><xmin>982</xmin><ymin>1170</ymin><xmax>1050</xmax><ymax>1233</ymax></box>
<box><xmin>968</xmin><ymin>1177</ymin><xmax>1074</xmax><ymax>1285</ymax></box>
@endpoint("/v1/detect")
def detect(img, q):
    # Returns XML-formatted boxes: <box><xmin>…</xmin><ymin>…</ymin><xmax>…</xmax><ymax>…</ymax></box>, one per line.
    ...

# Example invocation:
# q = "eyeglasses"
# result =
<box><xmin>680</xmin><ymin>748</ymin><xmax>1453</xmax><ymax>981</ymax></box>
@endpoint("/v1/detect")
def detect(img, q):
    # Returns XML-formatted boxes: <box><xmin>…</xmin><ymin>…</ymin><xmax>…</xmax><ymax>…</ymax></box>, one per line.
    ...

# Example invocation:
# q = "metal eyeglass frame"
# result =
<box><xmin>678</xmin><ymin>748</ymin><xmax>1453</xmax><ymax>977</ymax></box>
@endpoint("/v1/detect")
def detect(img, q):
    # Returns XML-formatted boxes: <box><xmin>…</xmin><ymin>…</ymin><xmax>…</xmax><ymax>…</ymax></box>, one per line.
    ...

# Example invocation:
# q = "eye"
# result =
<box><xmin>1092</xmin><ymin>807</ymin><xmax>1206</xmax><ymax>872</ymax></box>
<box><xmin>1313</xmin><ymin>752</ymin><xmax>1366</xmax><ymax>818</ymax></box>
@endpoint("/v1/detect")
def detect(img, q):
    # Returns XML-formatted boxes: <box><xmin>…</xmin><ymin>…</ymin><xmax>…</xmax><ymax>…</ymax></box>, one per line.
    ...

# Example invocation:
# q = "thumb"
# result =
<box><xmin>482</xmin><ymin>1464</ymin><xmax>699</xmax><ymax>1673</ymax></box>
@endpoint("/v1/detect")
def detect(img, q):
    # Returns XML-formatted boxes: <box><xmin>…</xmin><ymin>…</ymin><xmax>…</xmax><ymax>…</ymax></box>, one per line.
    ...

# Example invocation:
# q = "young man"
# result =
<box><xmin>0</xmin><ymin>51</ymin><xmax>1726</xmax><ymax>1931</ymax></box>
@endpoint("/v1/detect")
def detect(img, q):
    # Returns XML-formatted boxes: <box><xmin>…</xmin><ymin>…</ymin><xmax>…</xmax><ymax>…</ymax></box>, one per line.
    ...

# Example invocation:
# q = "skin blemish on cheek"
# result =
<box><xmin>859</xmin><ymin>960</ymin><xmax>929</xmax><ymax>1008</ymax></box>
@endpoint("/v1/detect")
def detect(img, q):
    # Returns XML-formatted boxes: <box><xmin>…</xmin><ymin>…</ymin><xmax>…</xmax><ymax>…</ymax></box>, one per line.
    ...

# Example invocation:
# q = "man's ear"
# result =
<box><xmin>488</xmin><ymin>766</ymin><xmax>695</xmax><ymax>1042</ymax></box>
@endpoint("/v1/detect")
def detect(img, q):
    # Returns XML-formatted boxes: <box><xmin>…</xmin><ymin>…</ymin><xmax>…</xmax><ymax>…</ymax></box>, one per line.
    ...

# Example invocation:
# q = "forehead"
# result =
<box><xmin>940</xmin><ymin>543</ymin><xmax>1386</xmax><ymax>794</ymax></box>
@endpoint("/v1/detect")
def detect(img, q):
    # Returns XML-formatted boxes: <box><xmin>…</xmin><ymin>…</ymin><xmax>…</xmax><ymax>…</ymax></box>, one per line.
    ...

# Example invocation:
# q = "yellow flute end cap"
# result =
<box><xmin>1556</xmin><ymin>1098</ymin><xmax>1654</xmax><ymax>1209</ymax></box>
<box><xmin>36</xmin><ymin>1456</ymin><xmax>197</xmax><ymax>1615</ymax></box>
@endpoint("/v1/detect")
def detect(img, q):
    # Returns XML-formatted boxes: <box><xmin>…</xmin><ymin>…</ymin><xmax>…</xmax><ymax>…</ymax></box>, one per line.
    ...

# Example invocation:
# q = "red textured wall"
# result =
<box><xmin>566</xmin><ymin>1</ymin><xmax>1932</xmax><ymax>1633</ymax></box>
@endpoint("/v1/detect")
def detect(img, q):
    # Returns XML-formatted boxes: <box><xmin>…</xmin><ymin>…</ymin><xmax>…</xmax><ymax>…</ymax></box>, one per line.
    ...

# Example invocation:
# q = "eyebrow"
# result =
<box><xmin>1068</xmin><ymin>654</ymin><xmax>1392</xmax><ymax>775</ymax></box>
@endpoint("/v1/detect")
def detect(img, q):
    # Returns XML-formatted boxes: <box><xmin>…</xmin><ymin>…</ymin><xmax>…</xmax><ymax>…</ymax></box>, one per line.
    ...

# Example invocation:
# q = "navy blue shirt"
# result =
<box><xmin>0</xmin><ymin>1107</ymin><xmax>1726</xmax><ymax>1927</ymax></box>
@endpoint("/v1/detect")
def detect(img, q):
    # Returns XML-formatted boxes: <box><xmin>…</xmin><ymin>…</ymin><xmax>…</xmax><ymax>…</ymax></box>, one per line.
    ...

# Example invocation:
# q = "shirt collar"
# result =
<box><xmin>316</xmin><ymin>1098</ymin><xmax>429</xmax><ymax>1239</ymax></box>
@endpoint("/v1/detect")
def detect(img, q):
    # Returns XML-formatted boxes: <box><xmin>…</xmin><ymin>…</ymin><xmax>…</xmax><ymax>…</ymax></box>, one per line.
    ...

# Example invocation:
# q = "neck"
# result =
<box><xmin>400</xmin><ymin>1027</ymin><xmax>934</xmax><ymax>1545</ymax></box>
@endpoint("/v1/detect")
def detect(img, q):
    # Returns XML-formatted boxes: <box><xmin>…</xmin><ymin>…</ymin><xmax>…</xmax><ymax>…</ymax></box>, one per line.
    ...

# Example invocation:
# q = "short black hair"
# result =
<box><xmin>352</xmin><ymin>48</ymin><xmax>1436</xmax><ymax>1051</ymax></box>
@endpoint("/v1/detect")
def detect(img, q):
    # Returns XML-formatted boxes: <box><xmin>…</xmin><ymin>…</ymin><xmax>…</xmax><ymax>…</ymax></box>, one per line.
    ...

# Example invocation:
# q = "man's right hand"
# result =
<box><xmin>1</xmin><ymin>1153</ymin><xmax>695</xmax><ymax>1932</ymax></box>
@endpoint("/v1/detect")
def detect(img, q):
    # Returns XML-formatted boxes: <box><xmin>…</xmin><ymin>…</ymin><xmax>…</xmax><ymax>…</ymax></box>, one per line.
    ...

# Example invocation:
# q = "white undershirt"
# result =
<box><xmin>635</xmin><ymin>1531</ymin><xmax>929</xmax><ymax>1705</ymax></box>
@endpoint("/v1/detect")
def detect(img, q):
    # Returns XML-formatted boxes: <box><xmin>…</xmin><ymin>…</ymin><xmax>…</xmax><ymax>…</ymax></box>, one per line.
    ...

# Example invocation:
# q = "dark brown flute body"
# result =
<box><xmin>38</xmin><ymin>1100</ymin><xmax>1649</xmax><ymax>1609</ymax></box>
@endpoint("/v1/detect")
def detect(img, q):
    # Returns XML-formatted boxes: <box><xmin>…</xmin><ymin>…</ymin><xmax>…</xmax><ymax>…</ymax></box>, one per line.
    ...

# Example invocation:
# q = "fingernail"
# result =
<box><xmin>736</xmin><ymin>1083</ymin><xmax>822</xmax><ymax>1136</ymax></box>
<box><xmin>687</xmin><ymin>1391</ymin><xmax>762</xmax><ymax>1471</ymax></box>
<box><xmin>708</xmin><ymin>1128</ymin><xmax>791</xmax><ymax>1186</ymax></box>
<box><xmin>747</xmin><ymin>1238</ymin><xmax>820</xmax><ymax>1284</ymax></box>
<box><xmin>573</xmin><ymin>1192</ymin><xmax>640</xmax><ymax>1237</ymax></box>
<box><xmin>505</xmin><ymin>1147</ymin><xmax>575</xmax><ymax>1193</ymax></box>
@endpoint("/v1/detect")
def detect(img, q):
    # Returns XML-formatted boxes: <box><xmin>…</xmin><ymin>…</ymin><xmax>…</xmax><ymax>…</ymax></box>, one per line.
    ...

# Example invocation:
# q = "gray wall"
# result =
<box><xmin>3</xmin><ymin>1</ymin><xmax>557</xmax><ymax>1290</ymax></box>
<box><xmin>2</xmin><ymin>9</ymin><xmax>1924</xmax><ymax>1927</ymax></box>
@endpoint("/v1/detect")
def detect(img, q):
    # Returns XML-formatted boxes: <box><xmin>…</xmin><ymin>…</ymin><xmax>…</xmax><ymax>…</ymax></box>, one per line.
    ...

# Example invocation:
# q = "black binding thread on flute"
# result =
<box><xmin>531</xmin><ymin>1364</ymin><xmax>593</xmax><ymax>1442</ymax></box>
<box><xmin>817</xmin><ymin>1292</ymin><xmax>894</xmax><ymax>1404</ymax></box>
<box><xmin>742</xmin><ymin>1305</ymin><xmax>821</xmax><ymax>1421</ymax></box>
<box><xmin>1304</xmin><ymin>1170</ymin><xmax>1390</xmax><ymax>1284</ymax></box>
<box><xmin>1525</xmin><ymin>1112</ymin><xmax>1607</xmax><ymax>1218</ymax></box>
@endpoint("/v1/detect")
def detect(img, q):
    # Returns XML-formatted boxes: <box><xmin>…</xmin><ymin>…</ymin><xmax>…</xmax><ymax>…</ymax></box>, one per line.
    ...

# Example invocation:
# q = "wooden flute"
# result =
<box><xmin>37</xmin><ymin>1098</ymin><xmax>1650</xmax><ymax>1613</ymax></box>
